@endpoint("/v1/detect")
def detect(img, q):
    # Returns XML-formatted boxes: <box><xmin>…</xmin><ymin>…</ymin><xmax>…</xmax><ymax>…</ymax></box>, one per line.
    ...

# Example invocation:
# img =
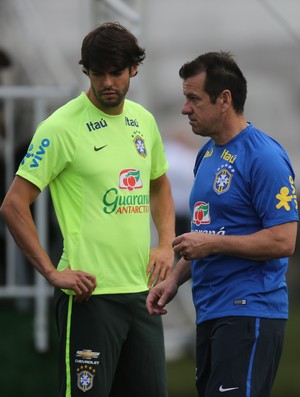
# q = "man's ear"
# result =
<box><xmin>82</xmin><ymin>66</ymin><xmax>88</xmax><ymax>76</ymax></box>
<box><xmin>130</xmin><ymin>65</ymin><xmax>138</xmax><ymax>77</ymax></box>
<box><xmin>219</xmin><ymin>89</ymin><xmax>231</xmax><ymax>111</ymax></box>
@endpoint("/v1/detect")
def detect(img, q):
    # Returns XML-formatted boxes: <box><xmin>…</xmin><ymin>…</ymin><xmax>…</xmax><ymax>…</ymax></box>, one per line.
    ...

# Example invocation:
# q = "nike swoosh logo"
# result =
<box><xmin>219</xmin><ymin>385</ymin><xmax>239</xmax><ymax>392</ymax></box>
<box><xmin>94</xmin><ymin>145</ymin><xmax>107</xmax><ymax>151</ymax></box>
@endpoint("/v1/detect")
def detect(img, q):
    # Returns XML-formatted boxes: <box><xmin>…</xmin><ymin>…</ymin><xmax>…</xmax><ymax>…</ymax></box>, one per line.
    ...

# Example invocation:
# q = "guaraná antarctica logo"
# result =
<box><xmin>192</xmin><ymin>201</ymin><xmax>211</xmax><ymax>226</ymax></box>
<box><xmin>102</xmin><ymin>168</ymin><xmax>149</xmax><ymax>215</ymax></box>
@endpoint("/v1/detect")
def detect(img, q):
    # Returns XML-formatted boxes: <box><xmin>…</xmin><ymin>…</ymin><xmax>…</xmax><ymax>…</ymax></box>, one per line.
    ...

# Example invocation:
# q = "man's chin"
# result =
<box><xmin>100</xmin><ymin>99</ymin><xmax>121</xmax><ymax>108</ymax></box>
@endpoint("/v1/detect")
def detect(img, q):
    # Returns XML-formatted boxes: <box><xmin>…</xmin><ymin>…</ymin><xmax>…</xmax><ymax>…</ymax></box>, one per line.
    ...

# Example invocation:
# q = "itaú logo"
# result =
<box><xmin>119</xmin><ymin>169</ymin><xmax>143</xmax><ymax>191</ymax></box>
<box><xmin>21</xmin><ymin>139</ymin><xmax>50</xmax><ymax>168</ymax></box>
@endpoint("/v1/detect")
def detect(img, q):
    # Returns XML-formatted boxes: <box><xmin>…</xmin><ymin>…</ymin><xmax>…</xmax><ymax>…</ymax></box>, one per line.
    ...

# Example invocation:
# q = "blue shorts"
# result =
<box><xmin>196</xmin><ymin>316</ymin><xmax>286</xmax><ymax>397</ymax></box>
<box><xmin>55</xmin><ymin>290</ymin><xmax>168</xmax><ymax>397</ymax></box>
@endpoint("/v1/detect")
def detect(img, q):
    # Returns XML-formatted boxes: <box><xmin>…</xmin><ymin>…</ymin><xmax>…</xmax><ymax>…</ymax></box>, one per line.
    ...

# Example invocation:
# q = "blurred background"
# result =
<box><xmin>0</xmin><ymin>0</ymin><xmax>299</xmax><ymax>396</ymax></box>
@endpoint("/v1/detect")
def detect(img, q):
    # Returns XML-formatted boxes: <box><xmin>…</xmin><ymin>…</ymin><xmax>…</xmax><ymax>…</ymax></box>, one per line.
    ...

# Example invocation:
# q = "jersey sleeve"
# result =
<box><xmin>250</xmin><ymin>146</ymin><xmax>298</xmax><ymax>228</ymax></box>
<box><xmin>16</xmin><ymin>118</ymin><xmax>78</xmax><ymax>191</ymax></box>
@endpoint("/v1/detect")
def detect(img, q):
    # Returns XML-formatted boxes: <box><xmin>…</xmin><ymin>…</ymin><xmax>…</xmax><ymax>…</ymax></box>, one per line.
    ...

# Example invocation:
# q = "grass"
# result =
<box><xmin>0</xmin><ymin>300</ymin><xmax>58</xmax><ymax>397</ymax></box>
<box><xmin>0</xmin><ymin>299</ymin><xmax>300</xmax><ymax>397</ymax></box>
<box><xmin>271</xmin><ymin>300</ymin><xmax>300</xmax><ymax>397</ymax></box>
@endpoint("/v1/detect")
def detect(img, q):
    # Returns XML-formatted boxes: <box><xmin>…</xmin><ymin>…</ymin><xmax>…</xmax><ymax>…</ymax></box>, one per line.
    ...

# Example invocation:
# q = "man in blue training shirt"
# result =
<box><xmin>147</xmin><ymin>51</ymin><xmax>298</xmax><ymax>397</ymax></box>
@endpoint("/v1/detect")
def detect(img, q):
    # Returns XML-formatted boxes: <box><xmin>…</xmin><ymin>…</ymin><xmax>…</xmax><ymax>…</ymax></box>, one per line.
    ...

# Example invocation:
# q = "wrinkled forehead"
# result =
<box><xmin>183</xmin><ymin>72</ymin><xmax>207</xmax><ymax>94</ymax></box>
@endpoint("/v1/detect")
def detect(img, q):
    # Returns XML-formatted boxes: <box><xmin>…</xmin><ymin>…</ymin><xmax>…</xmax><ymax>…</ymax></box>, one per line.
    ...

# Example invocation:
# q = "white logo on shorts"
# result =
<box><xmin>219</xmin><ymin>385</ymin><xmax>239</xmax><ymax>392</ymax></box>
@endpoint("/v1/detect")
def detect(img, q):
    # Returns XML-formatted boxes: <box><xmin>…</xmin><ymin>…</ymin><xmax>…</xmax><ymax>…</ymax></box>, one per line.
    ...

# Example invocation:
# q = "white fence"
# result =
<box><xmin>0</xmin><ymin>86</ymin><xmax>75</xmax><ymax>352</ymax></box>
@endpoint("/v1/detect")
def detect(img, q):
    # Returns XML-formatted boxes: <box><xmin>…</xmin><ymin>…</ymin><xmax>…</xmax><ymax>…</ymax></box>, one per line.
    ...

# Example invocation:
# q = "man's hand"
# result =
<box><xmin>146</xmin><ymin>245</ymin><xmax>174</xmax><ymax>288</ymax></box>
<box><xmin>48</xmin><ymin>267</ymin><xmax>96</xmax><ymax>302</ymax></box>
<box><xmin>173</xmin><ymin>232</ymin><xmax>215</xmax><ymax>260</ymax></box>
<box><xmin>146</xmin><ymin>274</ymin><xmax>178</xmax><ymax>315</ymax></box>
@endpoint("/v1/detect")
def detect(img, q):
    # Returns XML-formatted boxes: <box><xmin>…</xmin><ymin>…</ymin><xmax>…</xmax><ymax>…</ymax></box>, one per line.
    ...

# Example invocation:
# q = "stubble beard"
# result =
<box><xmin>92</xmin><ymin>83</ymin><xmax>129</xmax><ymax>109</ymax></box>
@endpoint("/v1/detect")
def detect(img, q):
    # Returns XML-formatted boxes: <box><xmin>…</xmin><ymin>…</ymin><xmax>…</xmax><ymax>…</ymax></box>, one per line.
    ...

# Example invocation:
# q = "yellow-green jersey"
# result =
<box><xmin>16</xmin><ymin>93</ymin><xmax>169</xmax><ymax>294</ymax></box>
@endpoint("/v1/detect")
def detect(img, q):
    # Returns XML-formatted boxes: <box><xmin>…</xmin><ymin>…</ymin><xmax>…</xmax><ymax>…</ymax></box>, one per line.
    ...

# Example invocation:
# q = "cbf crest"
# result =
<box><xmin>213</xmin><ymin>165</ymin><xmax>234</xmax><ymax>194</ymax></box>
<box><xmin>77</xmin><ymin>366</ymin><xmax>96</xmax><ymax>392</ymax></box>
<box><xmin>133</xmin><ymin>135</ymin><xmax>147</xmax><ymax>157</ymax></box>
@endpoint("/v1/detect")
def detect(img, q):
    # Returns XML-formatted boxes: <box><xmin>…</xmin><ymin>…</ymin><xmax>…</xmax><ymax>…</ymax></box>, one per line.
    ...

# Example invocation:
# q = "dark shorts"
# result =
<box><xmin>55</xmin><ymin>290</ymin><xmax>168</xmax><ymax>397</ymax></box>
<box><xmin>196</xmin><ymin>316</ymin><xmax>286</xmax><ymax>397</ymax></box>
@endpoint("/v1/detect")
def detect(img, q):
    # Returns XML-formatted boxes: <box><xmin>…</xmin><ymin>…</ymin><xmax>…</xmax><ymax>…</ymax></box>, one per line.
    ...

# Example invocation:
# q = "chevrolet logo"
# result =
<box><xmin>76</xmin><ymin>350</ymin><xmax>100</xmax><ymax>359</ymax></box>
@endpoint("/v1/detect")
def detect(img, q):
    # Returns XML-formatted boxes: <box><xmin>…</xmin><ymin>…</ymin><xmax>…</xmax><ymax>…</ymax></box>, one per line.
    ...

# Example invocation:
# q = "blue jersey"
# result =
<box><xmin>190</xmin><ymin>123</ymin><xmax>298</xmax><ymax>324</ymax></box>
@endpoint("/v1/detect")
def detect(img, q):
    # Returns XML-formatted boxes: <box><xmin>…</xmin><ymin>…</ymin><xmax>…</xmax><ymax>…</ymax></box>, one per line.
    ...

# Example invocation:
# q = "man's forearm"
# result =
<box><xmin>150</xmin><ymin>175</ymin><xmax>175</xmax><ymax>247</ymax></box>
<box><xmin>0</xmin><ymin>197</ymin><xmax>56</xmax><ymax>280</ymax></box>
<box><xmin>171</xmin><ymin>257</ymin><xmax>192</xmax><ymax>287</ymax></box>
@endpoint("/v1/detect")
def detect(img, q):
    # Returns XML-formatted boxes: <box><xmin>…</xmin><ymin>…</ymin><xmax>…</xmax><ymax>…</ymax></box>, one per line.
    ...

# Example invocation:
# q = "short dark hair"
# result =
<box><xmin>79</xmin><ymin>22</ymin><xmax>146</xmax><ymax>72</ymax></box>
<box><xmin>179</xmin><ymin>51</ymin><xmax>247</xmax><ymax>114</ymax></box>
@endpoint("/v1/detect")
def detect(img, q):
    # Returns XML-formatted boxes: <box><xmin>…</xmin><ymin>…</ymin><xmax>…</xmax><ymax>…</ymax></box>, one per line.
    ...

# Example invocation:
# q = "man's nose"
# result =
<box><xmin>181</xmin><ymin>102</ymin><xmax>191</xmax><ymax>115</ymax></box>
<box><xmin>103</xmin><ymin>74</ymin><xmax>114</xmax><ymax>87</ymax></box>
